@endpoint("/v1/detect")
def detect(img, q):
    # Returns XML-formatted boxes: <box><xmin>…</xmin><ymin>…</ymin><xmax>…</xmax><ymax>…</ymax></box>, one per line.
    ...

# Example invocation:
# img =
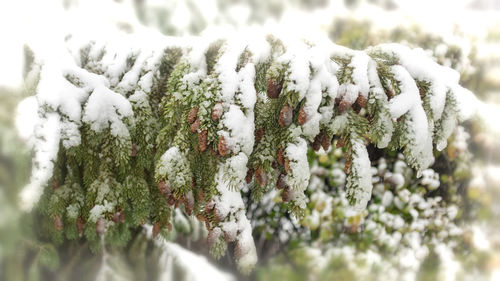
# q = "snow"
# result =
<box><xmin>420</xmin><ymin>169</ymin><xmax>440</xmax><ymax>190</ymax></box>
<box><xmin>378</xmin><ymin>43</ymin><xmax>457</xmax><ymax>121</ymax></box>
<box><xmin>19</xmin><ymin>113</ymin><xmax>60</xmax><ymax>211</ymax></box>
<box><xmin>347</xmin><ymin>138</ymin><xmax>373</xmax><ymax>211</ymax></box>
<box><xmin>143</xmin><ymin>225</ymin><xmax>235</xmax><ymax>281</ymax></box>
<box><xmin>285</xmin><ymin>138</ymin><xmax>310</xmax><ymax>209</ymax></box>
<box><xmin>82</xmin><ymin>85</ymin><xmax>133</xmax><ymax>137</ymax></box>
<box><xmin>391</xmin><ymin>65</ymin><xmax>434</xmax><ymax>171</ymax></box>
<box><xmin>349</xmin><ymin>52</ymin><xmax>371</xmax><ymax>98</ymax></box>
<box><xmin>156</xmin><ymin>147</ymin><xmax>192</xmax><ymax>188</ymax></box>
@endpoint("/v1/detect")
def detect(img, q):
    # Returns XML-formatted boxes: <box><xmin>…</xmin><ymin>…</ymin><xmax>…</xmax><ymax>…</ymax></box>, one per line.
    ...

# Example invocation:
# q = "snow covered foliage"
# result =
<box><xmin>255</xmin><ymin>126</ymin><xmax>482</xmax><ymax>281</ymax></box>
<box><xmin>18</xmin><ymin>32</ymin><xmax>477</xmax><ymax>273</ymax></box>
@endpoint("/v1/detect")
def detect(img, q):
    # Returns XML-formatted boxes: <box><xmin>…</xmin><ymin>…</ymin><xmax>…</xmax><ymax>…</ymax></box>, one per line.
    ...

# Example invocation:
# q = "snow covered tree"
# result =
<box><xmin>13</xmin><ymin>29</ymin><xmax>480</xmax><ymax>280</ymax></box>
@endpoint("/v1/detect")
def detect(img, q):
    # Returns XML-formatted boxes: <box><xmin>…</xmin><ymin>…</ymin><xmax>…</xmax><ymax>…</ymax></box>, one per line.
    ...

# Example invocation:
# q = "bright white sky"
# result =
<box><xmin>0</xmin><ymin>0</ymin><xmax>498</xmax><ymax>89</ymax></box>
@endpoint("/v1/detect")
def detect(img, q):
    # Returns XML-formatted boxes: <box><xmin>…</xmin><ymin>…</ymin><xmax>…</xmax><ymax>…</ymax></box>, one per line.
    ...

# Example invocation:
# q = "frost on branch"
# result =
<box><xmin>18</xmin><ymin>32</ymin><xmax>477</xmax><ymax>272</ymax></box>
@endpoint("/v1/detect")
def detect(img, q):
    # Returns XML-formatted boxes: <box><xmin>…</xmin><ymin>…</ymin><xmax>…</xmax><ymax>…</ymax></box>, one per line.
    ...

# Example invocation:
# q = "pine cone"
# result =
<box><xmin>255</xmin><ymin>127</ymin><xmax>265</xmax><ymax>143</ymax></box>
<box><xmin>419</xmin><ymin>87</ymin><xmax>425</xmax><ymax>98</ymax></box>
<box><xmin>255</xmin><ymin>167</ymin><xmax>268</xmax><ymax>187</ymax></box>
<box><xmin>190</xmin><ymin>118</ymin><xmax>201</xmax><ymax>133</ymax></box>
<box><xmin>207</xmin><ymin>229</ymin><xmax>220</xmax><ymax>247</ymax></box>
<box><xmin>278</xmin><ymin>103</ymin><xmax>293</xmax><ymax>127</ymax></box>
<box><xmin>196</xmin><ymin>214</ymin><xmax>206</xmax><ymax>222</ymax></box>
<box><xmin>223</xmin><ymin>230</ymin><xmax>236</xmax><ymax>243</ymax></box>
<box><xmin>266</xmin><ymin>78</ymin><xmax>282</xmax><ymax>99</ymax></box>
<box><xmin>158</xmin><ymin>180</ymin><xmax>171</xmax><ymax>198</ymax></box>
<box><xmin>245</xmin><ymin>168</ymin><xmax>254</xmax><ymax>184</ymax></box>
<box><xmin>282</xmin><ymin>187</ymin><xmax>292</xmax><ymax>202</ymax></box>
<box><xmin>218</xmin><ymin>136</ymin><xmax>229</xmax><ymax>156</ymax></box>
<box><xmin>198</xmin><ymin>130</ymin><xmax>208</xmax><ymax>152</ymax></box>
<box><xmin>112</xmin><ymin>210</ymin><xmax>125</xmax><ymax>223</ymax></box>
<box><xmin>96</xmin><ymin>217</ymin><xmax>106</xmax><ymax>236</ymax></box>
<box><xmin>205</xmin><ymin>203</ymin><xmax>215</xmax><ymax>217</ymax></box>
<box><xmin>337</xmin><ymin>98</ymin><xmax>352</xmax><ymax>114</ymax></box>
<box><xmin>53</xmin><ymin>215</ymin><xmax>63</xmax><ymax>231</ymax></box>
<box><xmin>196</xmin><ymin>188</ymin><xmax>205</xmax><ymax>201</ymax></box>
<box><xmin>152</xmin><ymin>222</ymin><xmax>161</xmax><ymax>238</ymax></box>
<box><xmin>276</xmin><ymin>148</ymin><xmax>285</xmax><ymax>166</ymax></box>
<box><xmin>234</xmin><ymin>240</ymin><xmax>249</xmax><ymax>260</ymax></box>
<box><xmin>188</xmin><ymin>107</ymin><xmax>199</xmax><ymax>124</ymax></box>
<box><xmin>184</xmin><ymin>191</ymin><xmax>194</xmax><ymax>215</ymax></box>
<box><xmin>214</xmin><ymin>207</ymin><xmax>225</xmax><ymax>223</ymax></box>
<box><xmin>77</xmin><ymin>217</ymin><xmax>85</xmax><ymax>237</ymax></box>
<box><xmin>276</xmin><ymin>173</ymin><xmax>287</xmax><ymax>190</ymax></box>
<box><xmin>131</xmin><ymin>143</ymin><xmax>137</xmax><ymax>157</ymax></box>
<box><xmin>312</xmin><ymin>134</ymin><xmax>322</xmax><ymax>151</ymax></box>
<box><xmin>284</xmin><ymin>158</ymin><xmax>291</xmax><ymax>174</ymax></box>
<box><xmin>345</xmin><ymin>157</ymin><xmax>352</xmax><ymax>175</ymax></box>
<box><xmin>167</xmin><ymin>195</ymin><xmax>176</xmax><ymax>206</ymax></box>
<box><xmin>321</xmin><ymin>132</ymin><xmax>331</xmax><ymax>151</ymax></box>
<box><xmin>51</xmin><ymin>179</ymin><xmax>59</xmax><ymax>190</ymax></box>
<box><xmin>386</xmin><ymin>88</ymin><xmax>395</xmax><ymax>100</ymax></box>
<box><xmin>298</xmin><ymin>104</ymin><xmax>308</xmax><ymax>125</ymax></box>
<box><xmin>211</xmin><ymin>102</ymin><xmax>223</xmax><ymax>121</ymax></box>
<box><xmin>336</xmin><ymin>137</ymin><xmax>345</xmax><ymax>148</ymax></box>
<box><xmin>356</xmin><ymin>94</ymin><xmax>368</xmax><ymax>108</ymax></box>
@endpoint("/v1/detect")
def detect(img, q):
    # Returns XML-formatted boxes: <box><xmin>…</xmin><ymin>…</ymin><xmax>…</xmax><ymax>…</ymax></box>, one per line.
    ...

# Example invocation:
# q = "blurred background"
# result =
<box><xmin>1</xmin><ymin>0</ymin><xmax>499</xmax><ymax>280</ymax></box>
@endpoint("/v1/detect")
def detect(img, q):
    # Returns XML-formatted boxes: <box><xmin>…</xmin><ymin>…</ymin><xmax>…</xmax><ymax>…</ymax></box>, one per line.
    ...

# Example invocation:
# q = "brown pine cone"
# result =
<box><xmin>312</xmin><ymin>134</ymin><xmax>322</xmax><ymax>151</ymax></box>
<box><xmin>190</xmin><ymin>118</ymin><xmax>201</xmax><ymax>133</ymax></box>
<box><xmin>188</xmin><ymin>107</ymin><xmax>199</xmax><ymax>124</ymax></box>
<box><xmin>284</xmin><ymin>158</ymin><xmax>291</xmax><ymax>174</ymax></box>
<box><xmin>345</xmin><ymin>158</ymin><xmax>352</xmax><ymax>175</ymax></box>
<box><xmin>198</xmin><ymin>130</ymin><xmax>208</xmax><ymax>152</ymax></box>
<box><xmin>196</xmin><ymin>188</ymin><xmax>205</xmax><ymax>202</ymax></box>
<box><xmin>96</xmin><ymin>218</ymin><xmax>106</xmax><ymax>236</ymax></box>
<box><xmin>266</xmin><ymin>78</ymin><xmax>283</xmax><ymax>99</ymax></box>
<box><xmin>158</xmin><ymin>180</ymin><xmax>171</xmax><ymax>198</ymax></box>
<box><xmin>77</xmin><ymin>217</ymin><xmax>85</xmax><ymax>237</ymax></box>
<box><xmin>255</xmin><ymin>127</ymin><xmax>265</xmax><ymax>143</ymax></box>
<box><xmin>184</xmin><ymin>191</ymin><xmax>194</xmax><ymax>215</ymax></box>
<box><xmin>218</xmin><ymin>136</ymin><xmax>229</xmax><ymax>156</ymax></box>
<box><xmin>336</xmin><ymin>137</ymin><xmax>345</xmax><ymax>148</ymax></box>
<box><xmin>356</xmin><ymin>94</ymin><xmax>368</xmax><ymax>108</ymax></box>
<box><xmin>278</xmin><ymin>103</ymin><xmax>293</xmax><ymax>127</ymax></box>
<box><xmin>211</xmin><ymin>102</ymin><xmax>223</xmax><ymax>121</ymax></box>
<box><xmin>167</xmin><ymin>195</ymin><xmax>176</xmax><ymax>206</ymax></box>
<box><xmin>234</xmin><ymin>241</ymin><xmax>249</xmax><ymax>260</ymax></box>
<box><xmin>51</xmin><ymin>179</ymin><xmax>59</xmax><ymax>190</ymax></box>
<box><xmin>321</xmin><ymin>132</ymin><xmax>331</xmax><ymax>151</ymax></box>
<box><xmin>337</xmin><ymin>98</ymin><xmax>352</xmax><ymax>114</ymax></box>
<box><xmin>223</xmin><ymin>230</ymin><xmax>236</xmax><ymax>243</ymax></box>
<box><xmin>298</xmin><ymin>104</ymin><xmax>308</xmax><ymax>125</ymax></box>
<box><xmin>112</xmin><ymin>210</ymin><xmax>124</xmax><ymax>223</ymax></box>
<box><xmin>276</xmin><ymin>173</ymin><xmax>287</xmax><ymax>190</ymax></box>
<box><xmin>152</xmin><ymin>222</ymin><xmax>161</xmax><ymax>238</ymax></box>
<box><xmin>386</xmin><ymin>88</ymin><xmax>395</xmax><ymax>100</ymax></box>
<box><xmin>245</xmin><ymin>168</ymin><xmax>254</xmax><ymax>184</ymax></box>
<box><xmin>131</xmin><ymin>143</ymin><xmax>137</xmax><ymax>157</ymax></box>
<box><xmin>276</xmin><ymin>148</ymin><xmax>285</xmax><ymax>166</ymax></box>
<box><xmin>214</xmin><ymin>207</ymin><xmax>225</xmax><ymax>223</ymax></box>
<box><xmin>196</xmin><ymin>214</ymin><xmax>206</xmax><ymax>222</ymax></box>
<box><xmin>53</xmin><ymin>215</ymin><xmax>63</xmax><ymax>231</ymax></box>
<box><xmin>255</xmin><ymin>167</ymin><xmax>268</xmax><ymax>187</ymax></box>
<box><xmin>282</xmin><ymin>186</ymin><xmax>292</xmax><ymax>202</ymax></box>
<box><xmin>207</xmin><ymin>229</ymin><xmax>220</xmax><ymax>247</ymax></box>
